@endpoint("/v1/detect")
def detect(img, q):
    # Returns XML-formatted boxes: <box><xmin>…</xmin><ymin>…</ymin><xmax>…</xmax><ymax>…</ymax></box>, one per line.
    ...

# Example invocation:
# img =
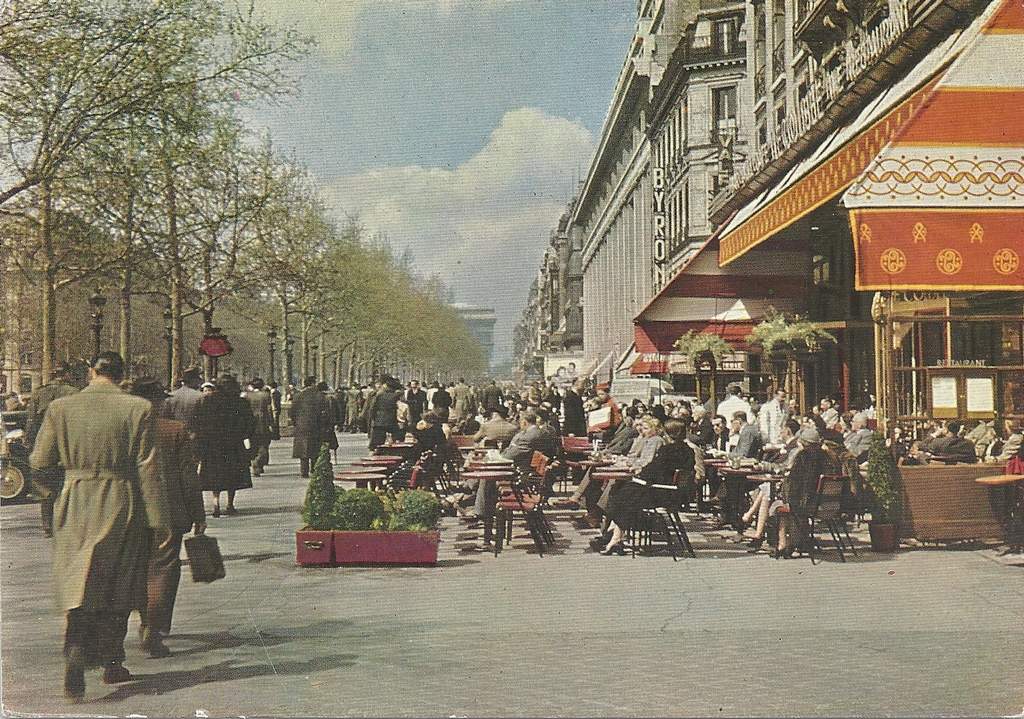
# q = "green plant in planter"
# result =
<box><xmin>747</xmin><ymin>309</ymin><xmax>837</xmax><ymax>355</ymax></box>
<box><xmin>865</xmin><ymin>432</ymin><xmax>902</xmax><ymax>524</ymax></box>
<box><xmin>387</xmin><ymin>489</ymin><xmax>442</xmax><ymax>532</ymax></box>
<box><xmin>673</xmin><ymin>331</ymin><xmax>731</xmax><ymax>366</ymax></box>
<box><xmin>332</xmin><ymin>488</ymin><xmax>387</xmax><ymax>531</ymax></box>
<box><xmin>301</xmin><ymin>443</ymin><xmax>336</xmax><ymax>531</ymax></box>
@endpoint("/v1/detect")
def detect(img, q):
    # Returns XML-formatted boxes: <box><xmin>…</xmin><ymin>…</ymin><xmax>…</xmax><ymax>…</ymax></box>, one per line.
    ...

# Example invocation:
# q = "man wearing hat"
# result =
<box><xmin>129</xmin><ymin>378</ymin><xmax>205</xmax><ymax>658</ymax></box>
<box><xmin>243</xmin><ymin>378</ymin><xmax>275</xmax><ymax>477</ymax></box>
<box><xmin>163</xmin><ymin>367</ymin><xmax>204</xmax><ymax>425</ymax></box>
<box><xmin>25</xmin><ymin>362</ymin><xmax>79</xmax><ymax>537</ymax></box>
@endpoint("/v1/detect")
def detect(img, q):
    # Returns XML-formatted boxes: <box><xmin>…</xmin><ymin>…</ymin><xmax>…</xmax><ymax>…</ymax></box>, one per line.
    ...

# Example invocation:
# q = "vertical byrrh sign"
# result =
<box><xmin>652</xmin><ymin>165</ymin><xmax>667</xmax><ymax>288</ymax></box>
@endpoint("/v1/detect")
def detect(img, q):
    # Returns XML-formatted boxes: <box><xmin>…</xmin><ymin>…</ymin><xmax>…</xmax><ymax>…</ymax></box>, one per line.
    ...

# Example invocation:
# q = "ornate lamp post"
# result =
<box><xmin>88</xmin><ymin>289</ymin><xmax>107</xmax><ymax>359</ymax></box>
<box><xmin>267</xmin><ymin>327</ymin><xmax>277</xmax><ymax>383</ymax></box>
<box><xmin>163</xmin><ymin>305</ymin><xmax>173</xmax><ymax>388</ymax></box>
<box><xmin>284</xmin><ymin>335</ymin><xmax>295</xmax><ymax>388</ymax></box>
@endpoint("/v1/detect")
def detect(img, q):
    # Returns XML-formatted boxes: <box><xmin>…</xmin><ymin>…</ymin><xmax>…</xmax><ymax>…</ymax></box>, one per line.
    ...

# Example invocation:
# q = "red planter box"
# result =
<box><xmin>333</xmin><ymin>530</ymin><xmax>440</xmax><ymax>566</ymax></box>
<box><xmin>295</xmin><ymin>530</ymin><xmax>335</xmax><ymax>566</ymax></box>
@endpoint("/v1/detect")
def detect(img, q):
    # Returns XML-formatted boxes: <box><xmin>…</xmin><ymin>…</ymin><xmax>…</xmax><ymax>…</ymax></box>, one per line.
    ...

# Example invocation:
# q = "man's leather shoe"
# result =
<box><xmin>101</xmin><ymin>663</ymin><xmax>134</xmax><ymax>684</ymax></box>
<box><xmin>141</xmin><ymin>629</ymin><xmax>171</xmax><ymax>658</ymax></box>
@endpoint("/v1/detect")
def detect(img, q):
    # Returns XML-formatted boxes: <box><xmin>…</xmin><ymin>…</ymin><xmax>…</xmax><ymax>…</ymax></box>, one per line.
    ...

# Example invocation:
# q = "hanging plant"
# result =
<box><xmin>746</xmin><ymin>308</ymin><xmax>837</xmax><ymax>355</ymax></box>
<box><xmin>673</xmin><ymin>331</ymin><xmax>731</xmax><ymax>366</ymax></box>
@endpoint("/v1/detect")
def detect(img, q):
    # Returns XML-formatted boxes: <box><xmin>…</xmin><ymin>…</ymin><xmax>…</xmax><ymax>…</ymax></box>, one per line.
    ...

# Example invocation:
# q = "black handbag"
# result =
<box><xmin>183</xmin><ymin>534</ymin><xmax>226</xmax><ymax>583</ymax></box>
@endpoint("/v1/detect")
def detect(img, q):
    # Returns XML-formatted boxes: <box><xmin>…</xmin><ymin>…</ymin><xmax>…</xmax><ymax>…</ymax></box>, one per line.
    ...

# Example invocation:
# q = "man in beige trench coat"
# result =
<box><xmin>29</xmin><ymin>352</ymin><xmax>170</xmax><ymax>702</ymax></box>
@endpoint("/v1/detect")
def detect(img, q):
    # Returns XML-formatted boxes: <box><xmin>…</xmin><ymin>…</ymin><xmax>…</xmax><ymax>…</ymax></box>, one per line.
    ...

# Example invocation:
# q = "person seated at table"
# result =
<box><xmin>843</xmin><ymin>412</ymin><xmax>874</xmax><ymax>463</ymax></box>
<box><xmin>459</xmin><ymin>415</ymin><xmax>482</xmax><ymax>437</ymax></box>
<box><xmin>473</xmin><ymin>406</ymin><xmax>518</xmax><ymax>447</ymax></box>
<box><xmin>729</xmin><ymin>411</ymin><xmax>762</xmax><ymax>460</ymax></box>
<box><xmin>772</xmin><ymin>426</ymin><xmax>829</xmax><ymax>558</ymax></box>
<box><xmin>601</xmin><ymin>419</ymin><xmax>695</xmax><ymax>555</ymax></box>
<box><xmin>560</xmin><ymin>417</ymin><xmax>663</xmax><ymax>525</ymax></box>
<box><xmin>742</xmin><ymin>419</ymin><xmax>801</xmax><ymax>550</ymax></box>
<box><xmin>604</xmin><ymin>411</ymin><xmax>640</xmax><ymax>455</ymax></box>
<box><xmin>412</xmin><ymin>411</ymin><xmax>447</xmax><ymax>456</ymax></box>
<box><xmin>966</xmin><ymin>420</ymin><xmax>997</xmax><ymax>460</ymax></box>
<box><xmin>919</xmin><ymin>420</ymin><xmax>977</xmax><ymax>464</ymax></box>
<box><xmin>986</xmin><ymin>419</ymin><xmax>1022</xmax><ymax>464</ymax></box>
<box><xmin>535</xmin><ymin>407</ymin><xmax>563</xmax><ymax>462</ymax></box>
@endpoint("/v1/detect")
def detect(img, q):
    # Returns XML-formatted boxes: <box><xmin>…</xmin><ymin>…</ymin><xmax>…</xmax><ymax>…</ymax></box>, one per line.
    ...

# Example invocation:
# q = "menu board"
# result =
<box><xmin>930</xmin><ymin>376</ymin><xmax>958</xmax><ymax>410</ymax></box>
<box><xmin>966</xmin><ymin>377</ymin><xmax>995</xmax><ymax>414</ymax></box>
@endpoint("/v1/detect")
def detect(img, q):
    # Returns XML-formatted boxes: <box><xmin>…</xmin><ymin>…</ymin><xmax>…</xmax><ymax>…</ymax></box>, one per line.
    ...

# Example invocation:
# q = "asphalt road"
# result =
<box><xmin>2</xmin><ymin>435</ymin><xmax>1022</xmax><ymax>717</ymax></box>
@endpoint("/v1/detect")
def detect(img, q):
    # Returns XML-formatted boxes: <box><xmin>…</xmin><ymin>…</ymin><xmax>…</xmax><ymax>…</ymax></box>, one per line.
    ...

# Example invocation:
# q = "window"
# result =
<box><xmin>712</xmin><ymin>86</ymin><xmax>737</xmax><ymax>133</ymax></box>
<box><xmin>713</xmin><ymin>18</ymin><xmax>736</xmax><ymax>55</ymax></box>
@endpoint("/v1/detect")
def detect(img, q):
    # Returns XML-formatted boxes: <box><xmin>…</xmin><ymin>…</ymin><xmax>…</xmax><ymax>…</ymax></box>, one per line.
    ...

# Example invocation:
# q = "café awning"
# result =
<box><xmin>632</xmin><ymin>235</ymin><xmax>804</xmax><ymax>374</ymax></box>
<box><xmin>717</xmin><ymin>0</ymin><xmax>1005</xmax><ymax>269</ymax></box>
<box><xmin>842</xmin><ymin>0</ymin><xmax>1024</xmax><ymax>290</ymax></box>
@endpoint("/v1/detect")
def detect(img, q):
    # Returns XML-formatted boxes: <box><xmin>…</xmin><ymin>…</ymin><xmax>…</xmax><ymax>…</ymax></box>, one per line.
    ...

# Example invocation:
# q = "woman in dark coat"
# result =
<box><xmin>602</xmin><ymin>419</ymin><xmax>695</xmax><ymax>554</ymax></box>
<box><xmin>190</xmin><ymin>374</ymin><xmax>256</xmax><ymax>517</ymax></box>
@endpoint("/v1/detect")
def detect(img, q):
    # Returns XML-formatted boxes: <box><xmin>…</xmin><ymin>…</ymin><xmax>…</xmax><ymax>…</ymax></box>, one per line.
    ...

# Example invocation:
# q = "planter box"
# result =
<box><xmin>898</xmin><ymin>464</ymin><xmax>1005</xmax><ymax>542</ymax></box>
<box><xmin>295</xmin><ymin>529</ymin><xmax>335</xmax><ymax>566</ymax></box>
<box><xmin>333</xmin><ymin>530</ymin><xmax>439</xmax><ymax>566</ymax></box>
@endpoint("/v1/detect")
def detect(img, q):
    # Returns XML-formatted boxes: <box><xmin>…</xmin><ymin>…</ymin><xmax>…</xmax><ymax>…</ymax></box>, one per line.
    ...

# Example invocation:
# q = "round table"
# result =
<box><xmin>975</xmin><ymin>474</ymin><xmax>1024</xmax><ymax>551</ymax></box>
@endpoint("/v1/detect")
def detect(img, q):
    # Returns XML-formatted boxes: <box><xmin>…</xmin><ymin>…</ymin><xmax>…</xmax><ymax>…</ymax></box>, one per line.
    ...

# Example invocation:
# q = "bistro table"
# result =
<box><xmin>715</xmin><ymin>465</ymin><xmax>758</xmax><ymax>529</ymax></box>
<box><xmin>334</xmin><ymin>471</ymin><xmax>388</xmax><ymax>490</ymax></box>
<box><xmin>975</xmin><ymin>474</ymin><xmax>1024</xmax><ymax>552</ymax></box>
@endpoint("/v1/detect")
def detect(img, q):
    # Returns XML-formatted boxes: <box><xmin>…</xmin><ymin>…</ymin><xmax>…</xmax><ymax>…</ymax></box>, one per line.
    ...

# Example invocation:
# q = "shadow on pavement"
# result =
<box><xmin>95</xmin><ymin>653</ymin><xmax>359</xmax><ymax>702</ymax></box>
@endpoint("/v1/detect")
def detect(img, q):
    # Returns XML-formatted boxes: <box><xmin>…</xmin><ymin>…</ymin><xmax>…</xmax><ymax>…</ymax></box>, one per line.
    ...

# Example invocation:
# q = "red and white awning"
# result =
<box><xmin>717</xmin><ymin>0</ymin><xmax>1023</xmax><ymax>289</ymax></box>
<box><xmin>843</xmin><ymin>0</ymin><xmax>1024</xmax><ymax>289</ymax></box>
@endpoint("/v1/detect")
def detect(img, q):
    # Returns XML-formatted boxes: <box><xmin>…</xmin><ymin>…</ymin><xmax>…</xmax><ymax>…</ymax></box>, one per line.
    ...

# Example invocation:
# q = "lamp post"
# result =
<box><xmin>267</xmin><ymin>327</ymin><xmax>277</xmax><ymax>384</ymax></box>
<box><xmin>88</xmin><ymin>289</ymin><xmax>107</xmax><ymax>359</ymax></box>
<box><xmin>284</xmin><ymin>335</ymin><xmax>295</xmax><ymax>388</ymax></box>
<box><xmin>163</xmin><ymin>305</ymin><xmax>173</xmax><ymax>388</ymax></box>
<box><xmin>310</xmin><ymin>343</ymin><xmax>319</xmax><ymax>382</ymax></box>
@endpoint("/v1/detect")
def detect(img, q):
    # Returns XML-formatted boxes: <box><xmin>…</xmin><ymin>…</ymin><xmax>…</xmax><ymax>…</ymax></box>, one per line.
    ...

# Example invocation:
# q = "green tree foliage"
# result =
<box><xmin>301</xmin><ymin>444</ymin><xmax>336</xmax><ymax>531</ymax></box>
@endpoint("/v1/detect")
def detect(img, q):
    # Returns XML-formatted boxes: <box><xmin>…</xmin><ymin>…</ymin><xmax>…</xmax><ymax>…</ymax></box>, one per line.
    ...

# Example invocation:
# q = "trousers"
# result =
<box><xmin>139</xmin><ymin>529</ymin><xmax>185</xmax><ymax>636</ymax></box>
<box><xmin>65</xmin><ymin>609</ymin><xmax>129</xmax><ymax>667</ymax></box>
<box><xmin>300</xmin><ymin>458</ymin><xmax>311</xmax><ymax>477</ymax></box>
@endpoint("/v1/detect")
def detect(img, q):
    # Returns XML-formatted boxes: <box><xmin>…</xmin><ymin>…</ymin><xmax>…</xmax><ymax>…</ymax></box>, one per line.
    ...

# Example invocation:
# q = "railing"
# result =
<box><xmin>713</xmin><ymin>0</ymin><xmax>911</xmax><ymax>204</ymax></box>
<box><xmin>772</xmin><ymin>43</ymin><xmax>786</xmax><ymax>80</ymax></box>
<box><xmin>754</xmin><ymin>67</ymin><xmax>766</xmax><ymax>98</ymax></box>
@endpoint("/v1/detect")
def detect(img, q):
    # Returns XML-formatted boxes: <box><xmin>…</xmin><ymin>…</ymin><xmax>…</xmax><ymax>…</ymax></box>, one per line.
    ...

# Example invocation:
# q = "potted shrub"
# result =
<box><xmin>332</xmin><ymin>489</ymin><xmax>441</xmax><ymax>566</ymax></box>
<box><xmin>864</xmin><ymin>432</ymin><xmax>902</xmax><ymax>552</ymax></box>
<box><xmin>296</xmin><ymin>444</ymin><xmax>337</xmax><ymax>566</ymax></box>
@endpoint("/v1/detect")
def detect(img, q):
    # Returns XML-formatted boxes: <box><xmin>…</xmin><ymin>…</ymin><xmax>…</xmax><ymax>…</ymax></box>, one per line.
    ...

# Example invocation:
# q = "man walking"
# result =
<box><xmin>758</xmin><ymin>388</ymin><xmax>789</xmax><ymax>446</ymax></box>
<box><xmin>405</xmin><ymin>380</ymin><xmax>427</xmax><ymax>426</ymax></box>
<box><xmin>129</xmin><ymin>378</ymin><xmax>205</xmax><ymax>659</ymax></box>
<box><xmin>481</xmin><ymin>379</ymin><xmax>504</xmax><ymax>414</ymax></box>
<box><xmin>561</xmin><ymin>379</ymin><xmax>586</xmax><ymax>437</ymax></box>
<box><xmin>243</xmin><ymin>378</ymin><xmax>275</xmax><ymax>476</ymax></box>
<box><xmin>25</xmin><ymin>362</ymin><xmax>78</xmax><ymax>537</ymax></box>
<box><xmin>451</xmin><ymin>378</ymin><xmax>471</xmax><ymax>422</ymax></box>
<box><xmin>29</xmin><ymin>353</ymin><xmax>170</xmax><ymax>702</ymax></box>
<box><xmin>290</xmin><ymin>377</ymin><xmax>334</xmax><ymax>477</ymax></box>
<box><xmin>162</xmin><ymin>367</ymin><xmax>204</xmax><ymax>425</ymax></box>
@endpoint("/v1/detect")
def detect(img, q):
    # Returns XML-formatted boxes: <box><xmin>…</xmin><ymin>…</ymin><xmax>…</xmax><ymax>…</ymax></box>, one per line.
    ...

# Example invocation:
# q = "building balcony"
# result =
<box><xmin>754</xmin><ymin>67</ymin><xmax>766</xmax><ymax>99</ymax></box>
<box><xmin>772</xmin><ymin>43</ymin><xmax>786</xmax><ymax>79</ymax></box>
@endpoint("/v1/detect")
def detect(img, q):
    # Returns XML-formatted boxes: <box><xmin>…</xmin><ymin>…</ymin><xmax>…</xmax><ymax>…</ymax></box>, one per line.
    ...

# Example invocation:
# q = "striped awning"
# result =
<box><xmin>842</xmin><ymin>0</ymin><xmax>1024</xmax><ymax>290</ymax></box>
<box><xmin>717</xmin><ymin>0</ymin><xmax>1014</xmax><ymax>273</ymax></box>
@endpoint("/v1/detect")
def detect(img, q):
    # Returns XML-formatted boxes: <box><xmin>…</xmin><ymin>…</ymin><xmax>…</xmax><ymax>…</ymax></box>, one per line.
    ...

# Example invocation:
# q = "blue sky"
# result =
<box><xmin>246</xmin><ymin>1</ymin><xmax>637</xmax><ymax>360</ymax></box>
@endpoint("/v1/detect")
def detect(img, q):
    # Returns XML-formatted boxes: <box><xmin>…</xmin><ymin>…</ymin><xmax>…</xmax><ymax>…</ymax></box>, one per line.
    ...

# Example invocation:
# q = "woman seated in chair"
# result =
<box><xmin>600</xmin><ymin>419</ymin><xmax>695</xmax><ymax>555</ymax></box>
<box><xmin>771</xmin><ymin>426</ymin><xmax>828</xmax><ymax>558</ymax></box>
<box><xmin>412</xmin><ymin>411</ymin><xmax>447</xmax><ymax>458</ymax></box>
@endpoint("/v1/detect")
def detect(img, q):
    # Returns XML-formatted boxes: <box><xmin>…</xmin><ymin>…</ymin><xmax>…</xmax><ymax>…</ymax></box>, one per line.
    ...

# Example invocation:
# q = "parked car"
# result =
<box><xmin>1</xmin><ymin>411</ymin><xmax>31</xmax><ymax>503</ymax></box>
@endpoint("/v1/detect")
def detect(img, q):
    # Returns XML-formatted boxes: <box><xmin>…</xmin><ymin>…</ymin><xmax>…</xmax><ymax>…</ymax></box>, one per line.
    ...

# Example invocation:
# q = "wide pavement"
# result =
<box><xmin>2</xmin><ymin>434</ymin><xmax>1023</xmax><ymax>717</ymax></box>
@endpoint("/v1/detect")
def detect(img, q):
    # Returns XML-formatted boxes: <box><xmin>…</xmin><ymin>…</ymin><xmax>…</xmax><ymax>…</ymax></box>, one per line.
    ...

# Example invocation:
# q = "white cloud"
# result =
<box><xmin>323</xmin><ymin>107</ymin><xmax>594</xmax><ymax>358</ymax></box>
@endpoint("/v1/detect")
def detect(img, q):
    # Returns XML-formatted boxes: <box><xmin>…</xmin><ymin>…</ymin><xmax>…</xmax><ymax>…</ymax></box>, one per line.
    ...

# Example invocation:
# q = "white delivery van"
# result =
<box><xmin>609</xmin><ymin>378</ymin><xmax>675</xmax><ymax>406</ymax></box>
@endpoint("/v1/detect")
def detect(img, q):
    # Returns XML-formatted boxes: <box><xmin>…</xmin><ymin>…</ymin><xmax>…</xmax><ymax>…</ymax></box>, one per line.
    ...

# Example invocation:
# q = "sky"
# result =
<box><xmin>243</xmin><ymin>0</ymin><xmax>637</xmax><ymax>362</ymax></box>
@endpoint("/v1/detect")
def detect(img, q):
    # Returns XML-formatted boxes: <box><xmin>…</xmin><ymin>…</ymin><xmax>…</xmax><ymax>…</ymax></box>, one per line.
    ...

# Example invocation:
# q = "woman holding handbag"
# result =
<box><xmin>190</xmin><ymin>374</ymin><xmax>256</xmax><ymax>517</ymax></box>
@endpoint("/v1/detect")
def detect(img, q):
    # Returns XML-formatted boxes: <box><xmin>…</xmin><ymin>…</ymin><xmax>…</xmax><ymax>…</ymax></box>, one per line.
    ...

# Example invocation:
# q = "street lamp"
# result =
<box><xmin>162</xmin><ymin>305</ymin><xmax>173</xmax><ymax>388</ymax></box>
<box><xmin>284</xmin><ymin>335</ymin><xmax>295</xmax><ymax>387</ymax></box>
<box><xmin>267</xmin><ymin>327</ymin><xmax>277</xmax><ymax>384</ymax></box>
<box><xmin>88</xmin><ymin>289</ymin><xmax>107</xmax><ymax>359</ymax></box>
<box><xmin>310</xmin><ymin>343</ymin><xmax>319</xmax><ymax>381</ymax></box>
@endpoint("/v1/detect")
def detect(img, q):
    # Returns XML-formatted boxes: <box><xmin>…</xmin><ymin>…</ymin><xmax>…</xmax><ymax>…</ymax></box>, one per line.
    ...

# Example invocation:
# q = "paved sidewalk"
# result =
<box><xmin>2</xmin><ymin>435</ymin><xmax>1022</xmax><ymax>717</ymax></box>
